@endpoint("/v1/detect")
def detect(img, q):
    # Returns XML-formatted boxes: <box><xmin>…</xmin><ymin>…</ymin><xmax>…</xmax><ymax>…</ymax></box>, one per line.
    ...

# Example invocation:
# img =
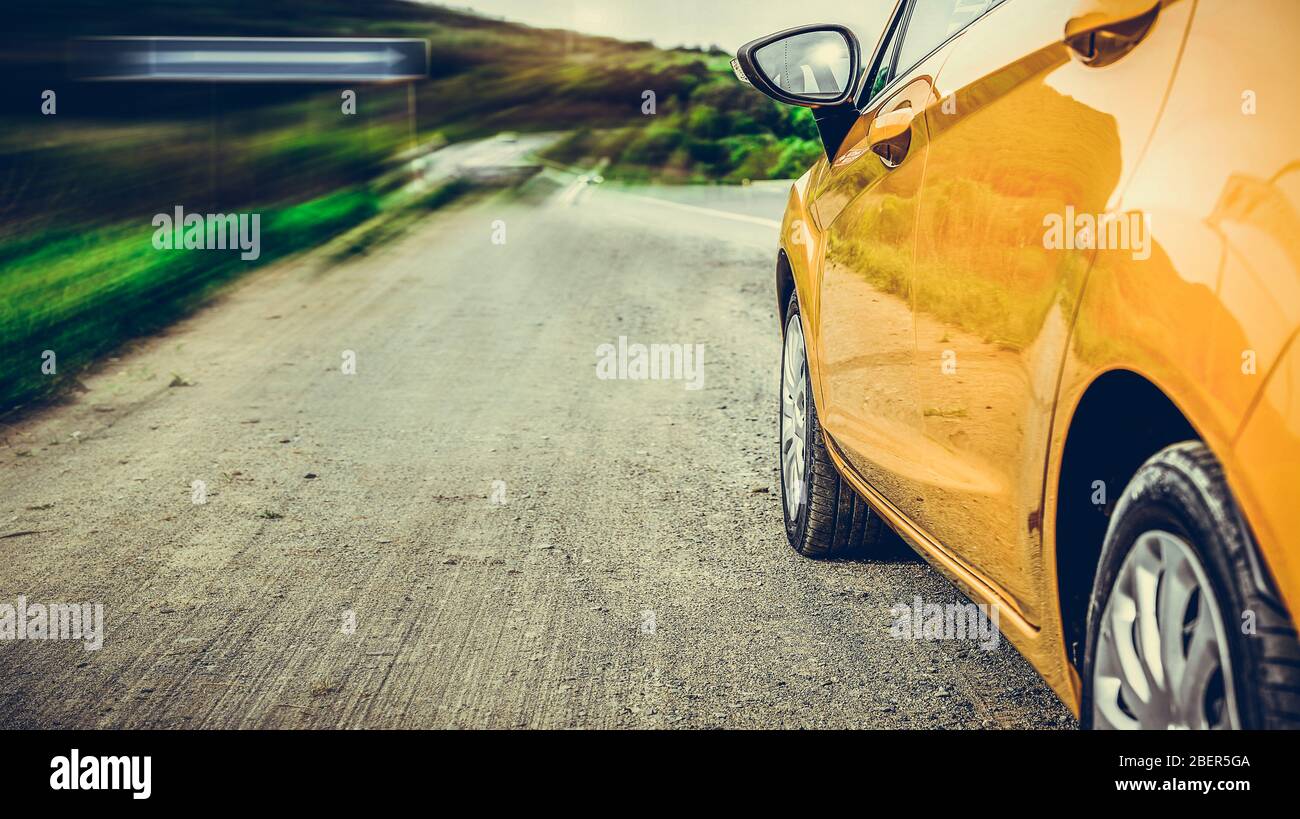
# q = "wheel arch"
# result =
<box><xmin>1053</xmin><ymin>369</ymin><xmax>1198</xmax><ymax>670</ymax></box>
<box><xmin>776</xmin><ymin>248</ymin><xmax>796</xmax><ymax>335</ymax></box>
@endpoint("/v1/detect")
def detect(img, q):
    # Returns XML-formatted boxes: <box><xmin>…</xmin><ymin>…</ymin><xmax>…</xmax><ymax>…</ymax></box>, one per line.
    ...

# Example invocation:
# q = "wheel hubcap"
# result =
<box><xmin>1093</xmin><ymin>530</ymin><xmax>1240</xmax><ymax>729</ymax></box>
<box><xmin>780</xmin><ymin>314</ymin><xmax>809</xmax><ymax>520</ymax></box>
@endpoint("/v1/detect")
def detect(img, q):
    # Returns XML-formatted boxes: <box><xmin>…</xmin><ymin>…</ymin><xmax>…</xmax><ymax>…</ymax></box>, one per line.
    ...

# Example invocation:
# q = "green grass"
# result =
<box><xmin>540</xmin><ymin>106</ymin><xmax>822</xmax><ymax>183</ymax></box>
<box><xmin>0</xmin><ymin>188</ymin><xmax>380</xmax><ymax>410</ymax></box>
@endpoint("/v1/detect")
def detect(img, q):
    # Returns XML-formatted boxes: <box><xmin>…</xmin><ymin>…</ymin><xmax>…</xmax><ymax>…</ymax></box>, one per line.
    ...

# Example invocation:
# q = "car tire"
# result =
<box><xmin>1081</xmin><ymin>440</ymin><xmax>1300</xmax><ymax>729</ymax></box>
<box><xmin>779</xmin><ymin>292</ymin><xmax>886</xmax><ymax>559</ymax></box>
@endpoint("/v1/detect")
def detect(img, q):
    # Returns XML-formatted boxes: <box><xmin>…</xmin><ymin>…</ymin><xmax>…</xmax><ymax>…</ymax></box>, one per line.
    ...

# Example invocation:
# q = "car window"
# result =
<box><xmin>895</xmin><ymin>0</ymin><xmax>992</xmax><ymax>77</ymax></box>
<box><xmin>862</xmin><ymin>6</ymin><xmax>908</xmax><ymax>104</ymax></box>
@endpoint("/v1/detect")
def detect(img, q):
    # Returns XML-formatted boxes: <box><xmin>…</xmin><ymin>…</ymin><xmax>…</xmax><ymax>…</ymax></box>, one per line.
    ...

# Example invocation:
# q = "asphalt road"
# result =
<box><xmin>0</xmin><ymin>169</ymin><xmax>1075</xmax><ymax>728</ymax></box>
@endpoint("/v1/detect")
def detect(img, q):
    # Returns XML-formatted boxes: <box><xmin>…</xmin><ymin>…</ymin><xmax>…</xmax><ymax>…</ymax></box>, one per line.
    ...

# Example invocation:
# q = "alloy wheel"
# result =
<box><xmin>780</xmin><ymin>314</ymin><xmax>809</xmax><ymax>520</ymax></box>
<box><xmin>1093</xmin><ymin>530</ymin><xmax>1240</xmax><ymax>729</ymax></box>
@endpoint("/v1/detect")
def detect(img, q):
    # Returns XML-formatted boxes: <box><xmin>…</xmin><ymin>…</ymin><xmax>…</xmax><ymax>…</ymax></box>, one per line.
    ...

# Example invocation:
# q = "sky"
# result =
<box><xmin>431</xmin><ymin>1</ymin><xmax>894</xmax><ymax>53</ymax></box>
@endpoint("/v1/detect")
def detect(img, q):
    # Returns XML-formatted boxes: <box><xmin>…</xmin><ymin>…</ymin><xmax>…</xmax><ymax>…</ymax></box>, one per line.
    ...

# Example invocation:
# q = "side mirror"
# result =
<box><xmin>733</xmin><ymin>25</ymin><xmax>861</xmax><ymax>108</ymax></box>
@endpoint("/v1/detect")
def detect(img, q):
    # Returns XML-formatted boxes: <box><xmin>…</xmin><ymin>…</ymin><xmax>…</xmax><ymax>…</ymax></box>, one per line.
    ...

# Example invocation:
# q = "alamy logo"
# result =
<box><xmin>890</xmin><ymin>595</ymin><xmax>1000</xmax><ymax>651</ymax></box>
<box><xmin>50</xmin><ymin>749</ymin><xmax>151</xmax><ymax>800</ymax></box>
<box><xmin>152</xmin><ymin>206</ymin><xmax>261</xmax><ymax>260</ymax></box>
<box><xmin>1042</xmin><ymin>205</ymin><xmax>1151</xmax><ymax>261</ymax></box>
<box><xmin>596</xmin><ymin>336</ymin><xmax>705</xmax><ymax>391</ymax></box>
<box><xmin>0</xmin><ymin>596</ymin><xmax>103</xmax><ymax>651</ymax></box>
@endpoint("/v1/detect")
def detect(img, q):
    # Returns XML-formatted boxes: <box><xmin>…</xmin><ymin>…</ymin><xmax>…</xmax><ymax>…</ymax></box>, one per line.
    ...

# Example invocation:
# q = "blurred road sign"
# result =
<box><xmin>72</xmin><ymin>37</ymin><xmax>429</xmax><ymax>82</ymax></box>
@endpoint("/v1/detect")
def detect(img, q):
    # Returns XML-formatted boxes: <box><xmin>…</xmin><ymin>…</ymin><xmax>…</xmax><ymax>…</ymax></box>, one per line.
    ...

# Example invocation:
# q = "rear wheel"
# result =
<box><xmin>1082</xmin><ymin>441</ymin><xmax>1300</xmax><ymax>729</ymax></box>
<box><xmin>779</xmin><ymin>293</ymin><xmax>886</xmax><ymax>559</ymax></box>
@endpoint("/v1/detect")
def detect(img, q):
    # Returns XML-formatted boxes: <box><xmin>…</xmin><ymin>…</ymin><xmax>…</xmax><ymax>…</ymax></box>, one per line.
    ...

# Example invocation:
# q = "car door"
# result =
<box><xmin>812</xmin><ymin>0</ymin><xmax>996</xmax><ymax>525</ymax></box>
<box><xmin>908</xmin><ymin>0</ymin><xmax>1195</xmax><ymax>622</ymax></box>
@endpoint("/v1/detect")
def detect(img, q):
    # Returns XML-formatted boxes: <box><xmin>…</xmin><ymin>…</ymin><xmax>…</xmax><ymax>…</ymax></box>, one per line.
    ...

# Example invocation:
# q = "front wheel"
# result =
<box><xmin>779</xmin><ymin>292</ymin><xmax>886</xmax><ymax>559</ymax></box>
<box><xmin>1082</xmin><ymin>441</ymin><xmax>1300</xmax><ymax>729</ymax></box>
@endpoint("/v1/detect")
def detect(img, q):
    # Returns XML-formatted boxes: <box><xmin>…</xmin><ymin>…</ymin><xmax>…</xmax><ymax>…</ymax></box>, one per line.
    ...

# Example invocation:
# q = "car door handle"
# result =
<box><xmin>867</xmin><ymin>105</ymin><xmax>916</xmax><ymax>168</ymax></box>
<box><xmin>1065</xmin><ymin>0</ymin><xmax>1161</xmax><ymax>66</ymax></box>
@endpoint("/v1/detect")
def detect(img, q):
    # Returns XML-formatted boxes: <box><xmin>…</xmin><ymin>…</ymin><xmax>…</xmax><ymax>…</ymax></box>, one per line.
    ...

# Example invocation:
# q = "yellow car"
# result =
<box><xmin>734</xmin><ymin>0</ymin><xmax>1300</xmax><ymax>728</ymax></box>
